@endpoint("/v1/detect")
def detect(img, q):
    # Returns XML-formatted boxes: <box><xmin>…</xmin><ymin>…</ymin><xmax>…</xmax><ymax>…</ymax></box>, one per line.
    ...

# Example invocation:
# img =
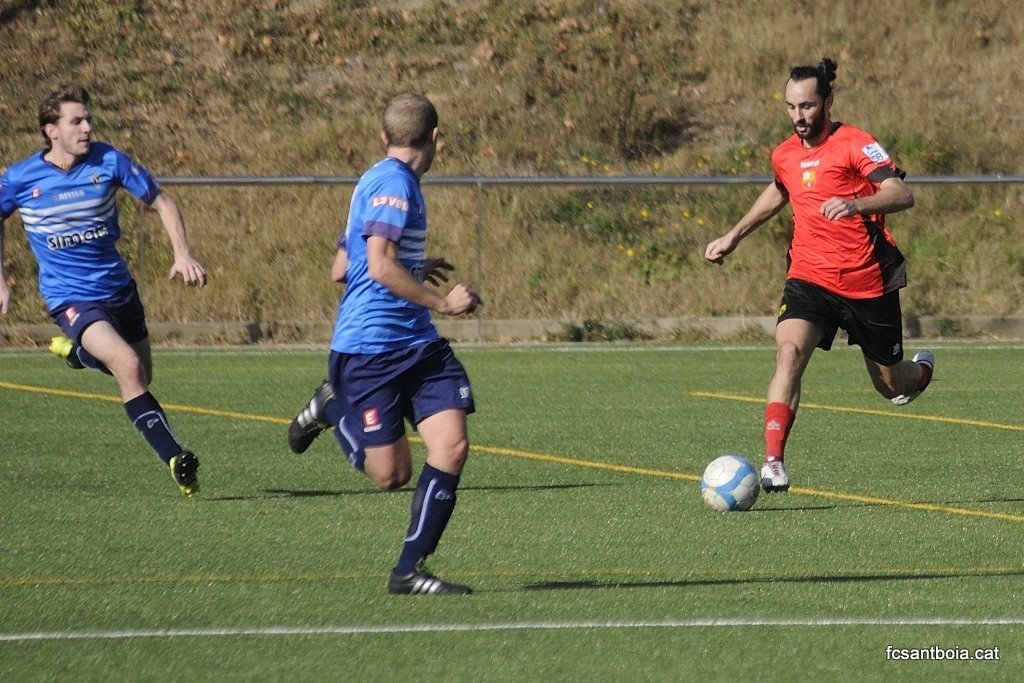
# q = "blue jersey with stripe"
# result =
<box><xmin>0</xmin><ymin>142</ymin><xmax>161</xmax><ymax>310</ymax></box>
<box><xmin>330</xmin><ymin>157</ymin><xmax>438</xmax><ymax>354</ymax></box>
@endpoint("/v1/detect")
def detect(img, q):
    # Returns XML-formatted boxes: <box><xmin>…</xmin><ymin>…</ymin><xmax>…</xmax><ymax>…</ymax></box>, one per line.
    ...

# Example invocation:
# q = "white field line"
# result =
<box><xmin>3</xmin><ymin>616</ymin><xmax>1024</xmax><ymax>642</ymax></box>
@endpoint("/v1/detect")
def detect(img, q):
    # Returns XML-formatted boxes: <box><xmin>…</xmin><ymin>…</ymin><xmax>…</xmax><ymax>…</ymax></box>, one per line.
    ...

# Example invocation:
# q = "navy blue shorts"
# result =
<box><xmin>328</xmin><ymin>338</ymin><xmax>474</xmax><ymax>447</ymax></box>
<box><xmin>778</xmin><ymin>278</ymin><xmax>904</xmax><ymax>366</ymax></box>
<box><xmin>50</xmin><ymin>281</ymin><xmax>149</xmax><ymax>345</ymax></box>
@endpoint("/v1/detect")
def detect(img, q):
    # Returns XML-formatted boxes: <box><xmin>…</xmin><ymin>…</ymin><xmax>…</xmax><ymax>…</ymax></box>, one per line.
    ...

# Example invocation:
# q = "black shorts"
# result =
<box><xmin>778</xmin><ymin>279</ymin><xmax>904</xmax><ymax>366</ymax></box>
<box><xmin>50</xmin><ymin>281</ymin><xmax>149</xmax><ymax>345</ymax></box>
<box><xmin>328</xmin><ymin>338</ymin><xmax>474</xmax><ymax>447</ymax></box>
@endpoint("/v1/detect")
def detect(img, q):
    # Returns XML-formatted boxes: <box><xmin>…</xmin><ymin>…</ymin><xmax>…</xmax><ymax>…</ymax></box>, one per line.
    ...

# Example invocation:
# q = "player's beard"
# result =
<box><xmin>794</xmin><ymin>115</ymin><xmax>827</xmax><ymax>141</ymax></box>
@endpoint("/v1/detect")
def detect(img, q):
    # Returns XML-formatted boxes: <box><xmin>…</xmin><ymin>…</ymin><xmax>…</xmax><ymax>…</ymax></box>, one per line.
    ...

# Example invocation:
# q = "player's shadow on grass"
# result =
<box><xmin>209</xmin><ymin>482</ymin><xmax>614</xmax><ymax>501</ymax></box>
<box><xmin>747</xmin><ymin>503</ymin><xmax>841</xmax><ymax>512</ymax></box>
<box><xmin>523</xmin><ymin>567</ymin><xmax>1024</xmax><ymax>592</ymax></box>
<box><xmin>936</xmin><ymin>496</ymin><xmax>1024</xmax><ymax>506</ymax></box>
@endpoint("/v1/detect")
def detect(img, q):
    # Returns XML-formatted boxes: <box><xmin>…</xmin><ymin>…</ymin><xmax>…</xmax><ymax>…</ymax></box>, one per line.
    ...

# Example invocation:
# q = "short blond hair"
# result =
<box><xmin>382</xmin><ymin>93</ymin><xmax>437</xmax><ymax>148</ymax></box>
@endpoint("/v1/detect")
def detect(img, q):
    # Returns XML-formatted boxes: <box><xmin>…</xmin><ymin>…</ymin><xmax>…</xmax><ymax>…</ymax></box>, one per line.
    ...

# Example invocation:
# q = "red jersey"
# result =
<box><xmin>772</xmin><ymin>122</ymin><xmax>906</xmax><ymax>298</ymax></box>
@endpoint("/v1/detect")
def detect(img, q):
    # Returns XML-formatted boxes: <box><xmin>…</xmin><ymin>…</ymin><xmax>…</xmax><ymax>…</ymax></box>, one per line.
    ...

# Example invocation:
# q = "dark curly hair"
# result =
<box><xmin>788</xmin><ymin>58</ymin><xmax>837</xmax><ymax>99</ymax></box>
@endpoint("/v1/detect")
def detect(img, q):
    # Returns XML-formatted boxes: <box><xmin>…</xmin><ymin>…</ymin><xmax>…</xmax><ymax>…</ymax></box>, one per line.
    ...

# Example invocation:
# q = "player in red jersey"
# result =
<box><xmin>704</xmin><ymin>58</ymin><xmax>934</xmax><ymax>492</ymax></box>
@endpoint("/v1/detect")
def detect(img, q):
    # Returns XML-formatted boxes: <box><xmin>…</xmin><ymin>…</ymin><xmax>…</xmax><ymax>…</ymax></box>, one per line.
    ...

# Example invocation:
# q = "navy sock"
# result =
<box><xmin>395</xmin><ymin>463</ymin><xmax>460</xmax><ymax>574</ymax></box>
<box><xmin>74</xmin><ymin>345</ymin><xmax>112</xmax><ymax>375</ymax></box>
<box><xmin>124</xmin><ymin>392</ymin><xmax>183</xmax><ymax>463</ymax></box>
<box><xmin>325</xmin><ymin>398</ymin><xmax>366</xmax><ymax>472</ymax></box>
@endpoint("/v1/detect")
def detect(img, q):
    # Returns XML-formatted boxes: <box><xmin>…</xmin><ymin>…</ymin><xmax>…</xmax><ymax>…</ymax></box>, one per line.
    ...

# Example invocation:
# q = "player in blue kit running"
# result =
<box><xmin>288</xmin><ymin>93</ymin><xmax>481</xmax><ymax>595</ymax></box>
<box><xmin>0</xmin><ymin>83</ymin><xmax>206</xmax><ymax>497</ymax></box>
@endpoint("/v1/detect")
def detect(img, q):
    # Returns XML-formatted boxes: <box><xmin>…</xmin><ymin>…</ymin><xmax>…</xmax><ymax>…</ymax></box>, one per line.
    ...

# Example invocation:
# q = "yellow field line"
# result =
<box><xmin>467</xmin><ymin>442</ymin><xmax>699</xmax><ymax>482</ymax></box>
<box><xmin>691</xmin><ymin>390</ymin><xmax>1024</xmax><ymax>432</ymax></box>
<box><xmin>475</xmin><ymin>442</ymin><xmax>1024</xmax><ymax>523</ymax></box>
<box><xmin>3</xmin><ymin>381</ymin><xmax>1024</xmax><ymax>524</ymax></box>
<box><xmin>0</xmin><ymin>381</ymin><xmax>289</xmax><ymax>425</ymax></box>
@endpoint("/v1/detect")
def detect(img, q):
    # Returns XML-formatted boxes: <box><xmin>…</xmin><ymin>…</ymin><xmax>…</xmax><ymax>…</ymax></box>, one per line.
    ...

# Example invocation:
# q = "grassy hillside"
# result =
<box><xmin>1</xmin><ymin>0</ymin><xmax>1023</xmax><ymax>337</ymax></box>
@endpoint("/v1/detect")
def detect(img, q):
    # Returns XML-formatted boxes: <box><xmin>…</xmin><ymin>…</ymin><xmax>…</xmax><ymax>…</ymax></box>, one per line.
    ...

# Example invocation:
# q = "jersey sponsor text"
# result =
<box><xmin>371</xmin><ymin>195</ymin><xmax>410</xmax><ymax>212</ymax></box>
<box><xmin>46</xmin><ymin>226</ymin><xmax>110</xmax><ymax>250</ymax></box>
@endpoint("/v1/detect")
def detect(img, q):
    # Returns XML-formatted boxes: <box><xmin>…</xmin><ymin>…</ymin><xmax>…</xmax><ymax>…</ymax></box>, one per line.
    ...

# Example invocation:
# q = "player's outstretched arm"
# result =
<box><xmin>705</xmin><ymin>182</ymin><xmax>788</xmax><ymax>264</ymax></box>
<box><xmin>0</xmin><ymin>219</ymin><xmax>9</xmax><ymax>314</ymax></box>
<box><xmin>151</xmin><ymin>192</ymin><xmax>207</xmax><ymax>288</ymax></box>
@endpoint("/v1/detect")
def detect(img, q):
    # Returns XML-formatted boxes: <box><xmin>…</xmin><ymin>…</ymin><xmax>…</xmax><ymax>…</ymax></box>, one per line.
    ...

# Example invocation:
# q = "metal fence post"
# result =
<box><xmin>475</xmin><ymin>179</ymin><xmax>484</xmax><ymax>343</ymax></box>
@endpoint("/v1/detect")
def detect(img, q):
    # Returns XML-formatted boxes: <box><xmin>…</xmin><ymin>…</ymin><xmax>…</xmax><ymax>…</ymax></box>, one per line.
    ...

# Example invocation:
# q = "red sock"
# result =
<box><xmin>764</xmin><ymin>402</ymin><xmax>796</xmax><ymax>462</ymax></box>
<box><xmin>917</xmin><ymin>362</ymin><xmax>933</xmax><ymax>392</ymax></box>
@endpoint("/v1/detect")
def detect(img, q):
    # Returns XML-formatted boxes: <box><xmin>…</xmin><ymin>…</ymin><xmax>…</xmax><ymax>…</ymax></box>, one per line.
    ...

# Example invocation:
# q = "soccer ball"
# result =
<box><xmin>700</xmin><ymin>454</ymin><xmax>760</xmax><ymax>512</ymax></box>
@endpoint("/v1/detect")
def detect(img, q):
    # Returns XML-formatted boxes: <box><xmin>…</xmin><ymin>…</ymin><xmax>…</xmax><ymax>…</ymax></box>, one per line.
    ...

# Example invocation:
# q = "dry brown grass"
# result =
<box><xmin>1</xmin><ymin>1</ymin><xmax>1023</xmax><ymax>334</ymax></box>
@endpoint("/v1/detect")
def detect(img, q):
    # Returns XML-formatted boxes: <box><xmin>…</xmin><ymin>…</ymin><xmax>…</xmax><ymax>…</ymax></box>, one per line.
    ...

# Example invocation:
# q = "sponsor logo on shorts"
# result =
<box><xmin>64</xmin><ymin>306</ymin><xmax>80</xmax><ymax>326</ymax></box>
<box><xmin>362</xmin><ymin>408</ymin><xmax>382</xmax><ymax>432</ymax></box>
<box><xmin>459</xmin><ymin>386</ymin><xmax>471</xmax><ymax>400</ymax></box>
<box><xmin>778</xmin><ymin>303</ymin><xmax>787</xmax><ymax>316</ymax></box>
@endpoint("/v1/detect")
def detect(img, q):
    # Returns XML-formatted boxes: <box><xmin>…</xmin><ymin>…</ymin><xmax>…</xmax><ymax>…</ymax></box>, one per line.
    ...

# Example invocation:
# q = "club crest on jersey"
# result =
<box><xmin>64</xmin><ymin>306</ymin><xmax>80</xmax><ymax>326</ymax></box>
<box><xmin>32</xmin><ymin>187</ymin><xmax>42</xmax><ymax>199</ymax></box>
<box><xmin>801</xmin><ymin>170</ymin><xmax>815</xmax><ymax>188</ymax></box>
<box><xmin>861</xmin><ymin>142</ymin><xmax>890</xmax><ymax>164</ymax></box>
<box><xmin>362</xmin><ymin>408</ymin><xmax>382</xmax><ymax>432</ymax></box>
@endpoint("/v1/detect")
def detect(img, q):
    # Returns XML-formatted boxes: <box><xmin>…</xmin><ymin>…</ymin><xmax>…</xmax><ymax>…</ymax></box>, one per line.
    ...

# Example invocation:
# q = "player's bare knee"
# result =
<box><xmin>367</xmin><ymin>461</ymin><xmax>412</xmax><ymax>491</ymax></box>
<box><xmin>375</xmin><ymin>477</ymin><xmax>404</xmax><ymax>492</ymax></box>
<box><xmin>775</xmin><ymin>341</ymin><xmax>804</xmax><ymax>372</ymax></box>
<box><xmin>370</xmin><ymin>470</ymin><xmax>410</xmax><ymax>491</ymax></box>
<box><xmin>429</xmin><ymin>439</ymin><xmax>469</xmax><ymax>474</ymax></box>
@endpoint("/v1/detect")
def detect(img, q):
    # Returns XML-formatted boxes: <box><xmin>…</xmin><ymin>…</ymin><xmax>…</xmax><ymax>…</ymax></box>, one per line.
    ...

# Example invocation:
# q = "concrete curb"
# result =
<box><xmin>5</xmin><ymin>315</ymin><xmax>1024</xmax><ymax>347</ymax></box>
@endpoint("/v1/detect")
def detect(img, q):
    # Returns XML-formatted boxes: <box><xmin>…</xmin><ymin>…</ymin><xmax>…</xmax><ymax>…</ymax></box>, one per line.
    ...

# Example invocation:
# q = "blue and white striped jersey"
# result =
<box><xmin>331</xmin><ymin>156</ymin><xmax>438</xmax><ymax>354</ymax></box>
<box><xmin>0</xmin><ymin>142</ymin><xmax>161</xmax><ymax>310</ymax></box>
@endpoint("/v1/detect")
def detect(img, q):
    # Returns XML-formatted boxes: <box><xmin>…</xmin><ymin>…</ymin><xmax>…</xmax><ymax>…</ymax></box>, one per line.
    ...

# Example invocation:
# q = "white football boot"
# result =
<box><xmin>760</xmin><ymin>459</ymin><xmax>790</xmax><ymax>493</ymax></box>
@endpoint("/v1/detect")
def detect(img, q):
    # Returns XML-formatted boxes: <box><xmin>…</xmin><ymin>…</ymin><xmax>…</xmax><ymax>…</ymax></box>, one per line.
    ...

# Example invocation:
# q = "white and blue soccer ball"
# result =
<box><xmin>700</xmin><ymin>454</ymin><xmax>760</xmax><ymax>512</ymax></box>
